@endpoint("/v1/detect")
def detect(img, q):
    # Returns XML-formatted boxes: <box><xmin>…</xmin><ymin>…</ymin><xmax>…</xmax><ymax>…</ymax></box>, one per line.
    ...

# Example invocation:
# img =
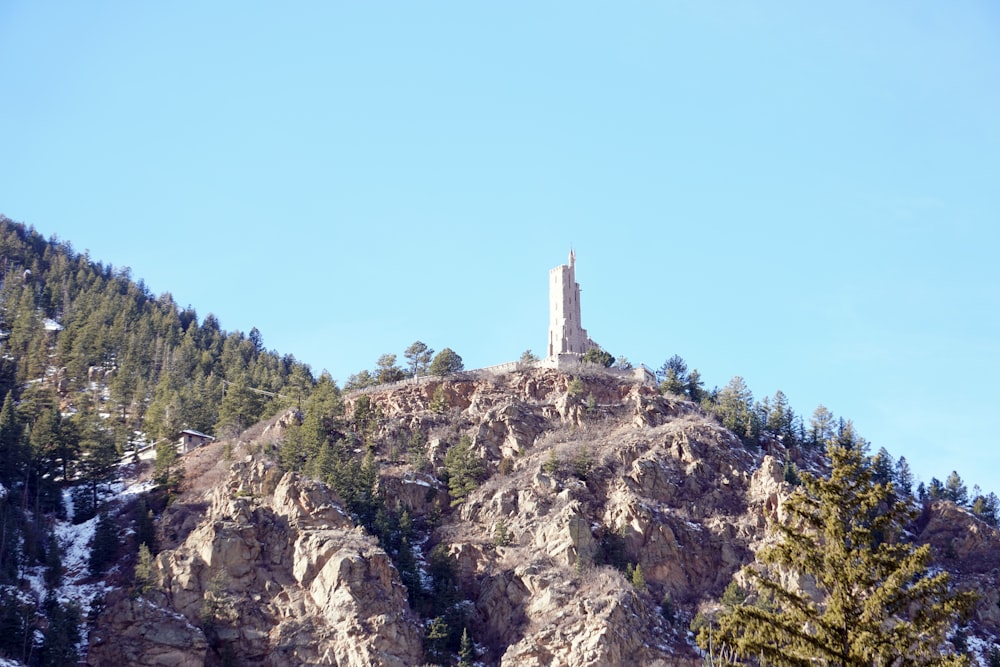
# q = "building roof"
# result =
<box><xmin>178</xmin><ymin>429</ymin><xmax>215</xmax><ymax>440</ymax></box>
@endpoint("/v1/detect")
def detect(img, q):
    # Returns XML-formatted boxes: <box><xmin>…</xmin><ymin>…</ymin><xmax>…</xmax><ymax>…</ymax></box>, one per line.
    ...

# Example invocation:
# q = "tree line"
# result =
<box><xmin>656</xmin><ymin>353</ymin><xmax>998</xmax><ymax>525</ymax></box>
<box><xmin>343</xmin><ymin>341</ymin><xmax>464</xmax><ymax>391</ymax></box>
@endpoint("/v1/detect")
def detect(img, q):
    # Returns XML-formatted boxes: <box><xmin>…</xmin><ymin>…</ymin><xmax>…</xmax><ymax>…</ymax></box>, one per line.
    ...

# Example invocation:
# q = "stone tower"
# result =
<box><xmin>548</xmin><ymin>250</ymin><xmax>595</xmax><ymax>358</ymax></box>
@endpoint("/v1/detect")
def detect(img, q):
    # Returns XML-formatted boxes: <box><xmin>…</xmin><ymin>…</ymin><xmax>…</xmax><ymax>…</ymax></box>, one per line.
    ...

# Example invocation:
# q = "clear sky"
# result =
<box><xmin>2</xmin><ymin>3</ymin><xmax>999</xmax><ymax>495</ymax></box>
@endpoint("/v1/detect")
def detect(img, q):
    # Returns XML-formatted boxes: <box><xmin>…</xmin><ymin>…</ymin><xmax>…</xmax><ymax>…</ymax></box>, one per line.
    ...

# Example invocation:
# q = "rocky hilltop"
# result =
<box><xmin>91</xmin><ymin>367</ymin><xmax>1000</xmax><ymax>666</ymax></box>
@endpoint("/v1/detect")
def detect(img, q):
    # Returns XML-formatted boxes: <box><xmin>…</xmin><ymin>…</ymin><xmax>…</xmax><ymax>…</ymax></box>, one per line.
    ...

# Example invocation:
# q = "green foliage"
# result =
<box><xmin>0</xmin><ymin>587</ymin><xmax>35</xmax><ymax>663</ymax></box>
<box><xmin>614</xmin><ymin>355</ymin><xmax>632</xmax><ymax>370</ymax></box>
<box><xmin>429</xmin><ymin>384</ymin><xmax>448</xmax><ymax>413</ymax></box>
<box><xmin>408</xmin><ymin>429</ymin><xmax>430</xmax><ymax>472</ymax></box>
<box><xmin>763</xmin><ymin>389</ymin><xmax>799</xmax><ymax>445</ymax></box>
<box><xmin>542</xmin><ymin>448</ymin><xmax>559</xmax><ymax>476</ymax></box>
<box><xmin>154</xmin><ymin>439</ymin><xmax>183</xmax><ymax>495</ymax></box>
<box><xmin>582</xmin><ymin>346</ymin><xmax>614</xmax><ymax>367</ymax></box>
<box><xmin>571</xmin><ymin>447</ymin><xmax>593</xmax><ymax>480</ymax></box>
<box><xmin>628</xmin><ymin>562</ymin><xmax>646</xmax><ymax>592</ymax></box>
<box><xmin>945</xmin><ymin>470</ymin><xmax>969</xmax><ymax>505</ymax></box>
<box><xmin>971</xmin><ymin>492</ymin><xmax>999</xmax><ymax>527</ymax></box>
<box><xmin>40</xmin><ymin>593</ymin><xmax>81</xmax><ymax>667</ymax></box>
<box><xmin>782</xmin><ymin>456</ymin><xmax>800</xmax><ymax>485</ymax></box>
<box><xmin>566</xmin><ymin>377</ymin><xmax>584</xmax><ymax>397</ymax></box>
<box><xmin>375</xmin><ymin>353</ymin><xmax>405</xmax><ymax>383</ymax></box>
<box><xmin>0</xmin><ymin>392</ymin><xmax>24</xmax><ymax>485</ymax></box>
<box><xmin>424</xmin><ymin>615</ymin><xmax>451</xmax><ymax>665</ymax></box>
<box><xmin>720</xmin><ymin>579</ymin><xmax>747</xmax><ymax>609</ymax></box>
<box><xmin>89</xmin><ymin>512</ymin><xmax>119</xmax><ymax>575</ymax></box>
<box><xmin>519</xmin><ymin>349</ymin><xmax>539</xmax><ymax>364</ymax></box>
<box><xmin>658</xmin><ymin>355</ymin><xmax>688</xmax><ymax>394</ymax></box>
<box><xmin>710</xmin><ymin>376</ymin><xmax>759</xmax><ymax>447</ymax></box>
<box><xmin>459</xmin><ymin>627</ymin><xmax>475</xmax><ymax>667</ymax></box>
<box><xmin>74</xmin><ymin>404</ymin><xmax>120</xmax><ymax>510</ymax></box>
<box><xmin>217</xmin><ymin>373</ymin><xmax>264</xmax><ymax>437</ymax></box>
<box><xmin>493</xmin><ymin>517</ymin><xmax>513</xmax><ymax>547</ymax></box>
<box><xmin>280</xmin><ymin>374</ymin><xmax>342</xmax><ymax>471</ymax></box>
<box><xmin>660</xmin><ymin>592</ymin><xmax>674</xmax><ymax>623</ymax></box>
<box><xmin>808</xmin><ymin>404</ymin><xmax>836</xmax><ymax>449</ymax></box>
<box><xmin>699</xmin><ymin>444</ymin><xmax>976</xmax><ymax>666</ymax></box>
<box><xmin>685</xmin><ymin>368</ymin><xmax>705</xmax><ymax>402</ymax></box>
<box><xmin>429</xmin><ymin>348</ymin><xmax>464</xmax><ymax>376</ymax></box>
<box><xmin>596</xmin><ymin>524</ymin><xmax>628</xmax><ymax>571</ymax></box>
<box><xmin>404</xmin><ymin>340</ymin><xmax>434</xmax><ymax>377</ymax></box>
<box><xmin>0</xmin><ymin>217</ymin><xmax>316</xmax><ymax>482</ymax></box>
<box><xmin>444</xmin><ymin>435</ymin><xmax>485</xmax><ymax>507</ymax></box>
<box><xmin>133</xmin><ymin>497</ymin><xmax>156</xmax><ymax>551</ymax></box>
<box><xmin>134</xmin><ymin>542</ymin><xmax>155</xmax><ymax>596</ymax></box>
<box><xmin>419</xmin><ymin>544</ymin><xmax>468</xmax><ymax>662</ymax></box>
<box><xmin>894</xmin><ymin>455</ymin><xmax>914</xmax><ymax>497</ymax></box>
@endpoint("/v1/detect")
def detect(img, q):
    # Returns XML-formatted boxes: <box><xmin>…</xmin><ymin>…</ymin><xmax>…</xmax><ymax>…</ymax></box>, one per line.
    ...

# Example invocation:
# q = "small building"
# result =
<box><xmin>178</xmin><ymin>429</ymin><xmax>215</xmax><ymax>454</ymax></box>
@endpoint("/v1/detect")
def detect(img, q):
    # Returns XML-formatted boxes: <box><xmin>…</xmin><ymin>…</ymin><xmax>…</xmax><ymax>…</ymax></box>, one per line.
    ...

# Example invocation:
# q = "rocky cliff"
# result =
<box><xmin>90</xmin><ymin>367</ymin><xmax>1000</xmax><ymax>666</ymax></box>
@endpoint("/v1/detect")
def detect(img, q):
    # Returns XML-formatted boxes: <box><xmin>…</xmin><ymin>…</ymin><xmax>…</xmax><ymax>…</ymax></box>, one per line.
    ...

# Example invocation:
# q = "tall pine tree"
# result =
<box><xmin>699</xmin><ymin>443</ymin><xmax>975</xmax><ymax>666</ymax></box>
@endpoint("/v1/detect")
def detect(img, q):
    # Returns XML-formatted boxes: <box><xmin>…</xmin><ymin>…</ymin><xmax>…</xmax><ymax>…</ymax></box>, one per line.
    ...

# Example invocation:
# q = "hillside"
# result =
<box><xmin>0</xmin><ymin>216</ymin><xmax>997</xmax><ymax>665</ymax></box>
<box><xmin>91</xmin><ymin>367</ymin><xmax>1000</xmax><ymax>666</ymax></box>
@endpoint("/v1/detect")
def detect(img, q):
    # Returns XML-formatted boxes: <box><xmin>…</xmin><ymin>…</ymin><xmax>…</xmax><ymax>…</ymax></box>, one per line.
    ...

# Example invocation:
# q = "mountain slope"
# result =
<box><xmin>93</xmin><ymin>366</ymin><xmax>1000</xmax><ymax>666</ymax></box>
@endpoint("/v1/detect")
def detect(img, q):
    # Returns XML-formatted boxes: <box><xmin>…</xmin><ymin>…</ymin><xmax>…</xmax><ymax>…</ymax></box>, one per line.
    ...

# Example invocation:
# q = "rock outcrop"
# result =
<box><xmin>89</xmin><ymin>461</ymin><xmax>423</xmax><ymax>666</ymax></box>
<box><xmin>92</xmin><ymin>367</ymin><xmax>1000</xmax><ymax>666</ymax></box>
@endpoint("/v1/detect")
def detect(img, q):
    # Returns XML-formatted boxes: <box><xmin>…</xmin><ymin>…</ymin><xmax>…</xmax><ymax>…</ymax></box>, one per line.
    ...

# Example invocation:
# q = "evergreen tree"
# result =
<box><xmin>808</xmin><ymin>404</ymin><xmax>836</xmax><ymax>449</ymax></box>
<box><xmin>444</xmin><ymin>435</ymin><xmax>485</xmax><ymax>507</ymax></box>
<box><xmin>971</xmin><ymin>492</ymin><xmax>999</xmax><ymax>527</ymax></box>
<box><xmin>89</xmin><ymin>512</ymin><xmax>119</xmax><ymax>575</ymax></box>
<box><xmin>217</xmin><ymin>373</ymin><xmax>264</xmax><ymax>437</ymax></box>
<box><xmin>894</xmin><ymin>456</ymin><xmax>914</xmax><ymax>497</ymax></box>
<box><xmin>154</xmin><ymin>438</ymin><xmax>183</xmax><ymax>495</ymax></box>
<box><xmin>40</xmin><ymin>593</ymin><xmax>80</xmax><ymax>667</ymax></box>
<box><xmin>945</xmin><ymin>470</ymin><xmax>969</xmax><ymax>506</ymax></box>
<box><xmin>403</xmin><ymin>341</ymin><xmax>434</xmax><ymax>377</ymax></box>
<box><xmin>0</xmin><ymin>392</ymin><xmax>24</xmax><ymax>485</ymax></box>
<box><xmin>714</xmin><ymin>376</ymin><xmax>758</xmax><ymax>446</ymax></box>
<box><xmin>134</xmin><ymin>542</ymin><xmax>156</xmax><ymax>595</ymax></box>
<box><xmin>685</xmin><ymin>368</ymin><xmax>705</xmax><ymax>402</ymax></box>
<box><xmin>698</xmin><ymin>444</ymin><xmax>975</xmax><ymax>666</ymax></box>
<box><xmin>459</xmin><ymin>627</ymin><xmax>475</xmax><ymax>667</ymax></box>
<box><xmin>657</xmin><ymin>355</ymin><xmax>687</xmax><ymax>387</ymax></box>
<box><xmin>582</xmin><ymin>347</ymin><xmax>614</xmax><ymax>367</ymax></box>
<box><xmin>74</xmin><ymin>405</ymin><xmax>119</xmax><ymax>510</ymax></box>
<box><xmin>375</xmin><ymin>353</ymin><xmax>405</xmax><ymax>383</ymax></box>
<box><xmin>429</xmin><ymin>348</ymin><xmax>464</xmax><ymax>376</ymax></box>
<box><xmin>870</xmin><ymin>446</ymin><xmax>894</xmax><ymax>487</ymax></box>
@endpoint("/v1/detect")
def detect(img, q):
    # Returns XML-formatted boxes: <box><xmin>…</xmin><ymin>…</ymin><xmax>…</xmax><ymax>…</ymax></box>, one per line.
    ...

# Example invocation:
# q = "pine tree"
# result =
<box><xmin>445</xmin><ymin>435</ymin><xmax>485</xmax><ymax>507</ymax></box>
<box><xmin>429</xmin><ymin>348</ymin><xmax>464</xmax><ymax>376</ymax></box>
<box><xmin>459</xmin><ymin>627</ymin><xmax>475</xmax><ymax>667</ymax></box>
<box><xmin>89</xmin><ymin>512</ymin><xmax>119</xmax><ymax>575</ymax></box>
<box><xmin>134</xmin><ymin>542</ymin><xmax>155</xmax><ymax>595</ymax></box>
<box><xmin>714</xmin><ymin>376</ymin><xmax>757</xmax><ymax>446</ymax></box>
<box><xmin>808</xmin><ymin>404</ymin><xmax>836</xmax><ymax>448</ymax></box>
<box><xmin>403</xmin><ymin>341</ymin><xmax>434</xmax><ymax>377</ymax></box>
<box><xmin>699</xmin><ymin>443</ymin><xmax>975</xmax><ymax>666</ymax></box>
<box><xmin>154</xmin><ymin>438</ymin><xmax>183</xmax><ymax>494</ymax></box>
<box><xmin>40</xmin><ymin>593</ymin><xmax>80</xmax><ymax>667</ymax></box>
<box><xmin>0</xmin><ymin>392</ymin><xmax>24</xmax><ymax>485</ymax></box>
<box><xmin>894</xmin><ymin>456</ymin><xmax>914</xmax><ymax>497</ymax></box>
<box><xmin>685</xmin><ymin>368</ymin><xmax>705</xmax><ymax>402</ymax></box>
<box><xmin>945</xmin><ymin>470</ymin><xmax>969</xmax><ymax>506</ymax></box>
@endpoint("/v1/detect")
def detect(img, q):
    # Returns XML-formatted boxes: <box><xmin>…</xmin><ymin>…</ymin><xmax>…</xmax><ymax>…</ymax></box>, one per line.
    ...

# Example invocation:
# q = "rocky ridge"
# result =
<box><xmin>90</xmin><ymin>367</ymin><xmax>1000</xmax><ymax>665</ymax></box>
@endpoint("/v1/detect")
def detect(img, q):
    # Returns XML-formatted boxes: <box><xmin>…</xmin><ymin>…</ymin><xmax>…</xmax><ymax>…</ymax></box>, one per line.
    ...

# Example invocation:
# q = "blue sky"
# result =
<box><xmin>2</xmin><ymin>3</ymin><xmax>999</xmax><ymax>495</ymax></box>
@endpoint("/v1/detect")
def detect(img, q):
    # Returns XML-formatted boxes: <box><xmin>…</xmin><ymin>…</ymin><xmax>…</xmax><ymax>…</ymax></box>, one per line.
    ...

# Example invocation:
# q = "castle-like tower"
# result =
<box><xmin>548</xmin><ymin>250</ymin><xmax>595</xmax><ymax>358</ymax></box>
